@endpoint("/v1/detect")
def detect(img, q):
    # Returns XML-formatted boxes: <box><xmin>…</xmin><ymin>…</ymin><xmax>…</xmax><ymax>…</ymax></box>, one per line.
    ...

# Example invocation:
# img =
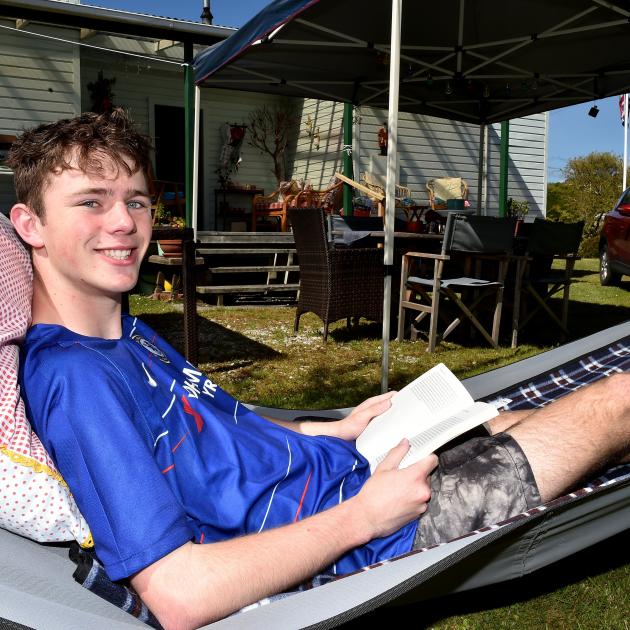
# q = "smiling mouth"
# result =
<box><xmin>101</xmin><ymin>249</ymin><xmax>133</xmax><ymax>260</ymax></box>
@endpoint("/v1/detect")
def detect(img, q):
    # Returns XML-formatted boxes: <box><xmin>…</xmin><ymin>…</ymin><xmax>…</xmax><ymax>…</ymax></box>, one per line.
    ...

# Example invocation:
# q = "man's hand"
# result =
<box><xmin>276</xmin><ymin>391</ymin><xmax>396</xmax><ymax>441</ymax></box>
<box><xmin>330</xmin><ymin>391</ymin><xmax>397</xmax><ymax>441</ymax></box>
<box><xmin>351</xmin><ymin>439</ymin><xmax>438</xmax><ymax>540</ymax></box>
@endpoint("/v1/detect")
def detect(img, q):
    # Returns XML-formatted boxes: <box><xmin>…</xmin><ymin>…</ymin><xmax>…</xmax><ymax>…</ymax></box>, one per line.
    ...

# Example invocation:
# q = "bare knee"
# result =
<box><xmin>603</xmin><ymin>371</ymin><xmax>630</xmax><ymax>393</ymax></box>
<box><xmin>591</xmin><ymin>372</ymin><xmax>630</xmax><ymax>412</ymax></box>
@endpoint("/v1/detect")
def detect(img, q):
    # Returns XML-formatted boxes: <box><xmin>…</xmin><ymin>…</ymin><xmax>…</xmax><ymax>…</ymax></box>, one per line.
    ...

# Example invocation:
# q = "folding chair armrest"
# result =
<box><xmin>403</xmin><ymin>252</ymin><xmax>450</xmax><ymax>261</ymax></box>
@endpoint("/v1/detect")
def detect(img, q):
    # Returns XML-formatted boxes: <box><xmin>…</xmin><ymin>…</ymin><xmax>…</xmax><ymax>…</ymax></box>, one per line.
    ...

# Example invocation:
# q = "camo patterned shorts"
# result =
<box><xmin>413</xmin><ymin>432</ymin><xmax>541</xmax><ymax>549</ymax></box>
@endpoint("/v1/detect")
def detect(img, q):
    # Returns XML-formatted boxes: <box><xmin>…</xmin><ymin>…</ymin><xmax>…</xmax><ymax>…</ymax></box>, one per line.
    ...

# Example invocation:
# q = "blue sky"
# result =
<box><xmin>85</xmin><ymin>1</ymin><xmax>627</xmax><ymax>183</ymax></box>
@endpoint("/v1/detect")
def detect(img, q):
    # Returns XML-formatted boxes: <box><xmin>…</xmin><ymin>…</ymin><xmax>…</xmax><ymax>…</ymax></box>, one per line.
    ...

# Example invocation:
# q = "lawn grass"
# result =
<box><xmin>129</xmin><ymin>258</ymin><xmax>630</xmax><ymax>629</ymax></box>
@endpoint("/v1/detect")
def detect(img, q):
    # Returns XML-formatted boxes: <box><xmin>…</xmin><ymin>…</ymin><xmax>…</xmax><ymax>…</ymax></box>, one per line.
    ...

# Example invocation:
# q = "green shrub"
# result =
<box><xmin>579</xmin><ymin>233</ymin><xmax>600</xmax><ymax>258</ymax></box>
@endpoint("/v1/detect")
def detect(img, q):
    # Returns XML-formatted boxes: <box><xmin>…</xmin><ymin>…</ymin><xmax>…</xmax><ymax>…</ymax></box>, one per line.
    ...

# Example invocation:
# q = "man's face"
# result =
<box><xmin>33</xmin><ymin>153</ymin><xmax>152</xmax><ymax>300</ymax></box>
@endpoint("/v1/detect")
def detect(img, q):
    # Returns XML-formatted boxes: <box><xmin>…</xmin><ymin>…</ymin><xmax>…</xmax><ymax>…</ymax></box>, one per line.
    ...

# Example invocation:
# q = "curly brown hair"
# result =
<box><xmin>7</xmin><ymin>108</ymin><xmax>153</xmax><ymax>219</ymax></box>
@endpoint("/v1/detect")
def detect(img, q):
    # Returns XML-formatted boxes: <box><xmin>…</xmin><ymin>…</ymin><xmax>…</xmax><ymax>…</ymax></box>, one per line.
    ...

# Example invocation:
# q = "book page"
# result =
<box><xmin>355</xmin><ymin>364</ymin><xmax>497</xmax><ymax>472</ymax></box>
<box><xmin>356</xmin><ymin>364</ymin><xmax>472</xmax><ymax>464</ymax></box>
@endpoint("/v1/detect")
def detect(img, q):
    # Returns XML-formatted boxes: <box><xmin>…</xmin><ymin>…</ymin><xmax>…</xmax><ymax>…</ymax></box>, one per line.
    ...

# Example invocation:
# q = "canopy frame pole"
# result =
<box><xmin>381</xmin><ymin>0</ymin><xmax>403</xmax><ymax>393</ymax></box>
<box><xmin>192</xmin><ymin>84</ymin><xmax>201</xmax><ymax>240</ymax></box>
<box><xmin>184</xmin><ymin>42</ymin><xmax>195</xmax><ymax>229</ymax></box>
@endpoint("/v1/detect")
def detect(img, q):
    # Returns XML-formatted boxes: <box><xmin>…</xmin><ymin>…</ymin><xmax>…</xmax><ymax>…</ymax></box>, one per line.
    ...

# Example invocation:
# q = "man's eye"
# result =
<box><xmin>82</xmin><ymin>200</ymin><xmax>98</xmax><ymax>208</ymax></box>
<box><xmin>128</xmin><ymin>200</ymin><xmax>148</xmax><ymax>210</ymax></box>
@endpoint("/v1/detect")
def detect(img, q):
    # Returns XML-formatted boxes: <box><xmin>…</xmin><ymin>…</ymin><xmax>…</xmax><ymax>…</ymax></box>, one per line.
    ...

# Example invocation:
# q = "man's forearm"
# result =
<box><xmin>264</xmin><ymin>415</ymin><xmax>341</xmax><ymax>437</ymax></box>
<box><xmin>131</xmin><ymin>497</ymin><xmax>372</xmax><ymax>630</ymax></box>
<box><xmin>263</xmin><ymin>392</ymin><xmax>396</xmax><ymax>441</ymax></box>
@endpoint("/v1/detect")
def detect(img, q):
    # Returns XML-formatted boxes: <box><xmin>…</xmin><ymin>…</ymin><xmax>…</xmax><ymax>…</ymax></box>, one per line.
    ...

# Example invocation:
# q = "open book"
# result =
<box><xmin>356</xmin><ymin>364</ymin><xmax>500</xmax><ymax>473</ymax></box>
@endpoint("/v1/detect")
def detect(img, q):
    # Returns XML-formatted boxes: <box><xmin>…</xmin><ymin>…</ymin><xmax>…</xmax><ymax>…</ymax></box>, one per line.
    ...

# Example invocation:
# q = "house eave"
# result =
<box><xmin>0</xmin><ymin>0</ymin><xmax>234</xmax><ymax>45</ymax></box>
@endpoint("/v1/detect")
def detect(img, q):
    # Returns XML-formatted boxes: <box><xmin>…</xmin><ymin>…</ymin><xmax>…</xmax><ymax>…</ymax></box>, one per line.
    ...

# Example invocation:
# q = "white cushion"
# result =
<box><xmin>0</xmin><ymin>213</ymin><xmax>91</xmax><ymax>545</ymax></box>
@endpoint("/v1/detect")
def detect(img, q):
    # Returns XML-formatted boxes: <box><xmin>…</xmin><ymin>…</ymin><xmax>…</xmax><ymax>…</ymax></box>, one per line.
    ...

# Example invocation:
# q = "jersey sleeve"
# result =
<box><xmin>23</xmin><ymin>344</ymin><xmax>194</xmax><ymax>581</ymax></box>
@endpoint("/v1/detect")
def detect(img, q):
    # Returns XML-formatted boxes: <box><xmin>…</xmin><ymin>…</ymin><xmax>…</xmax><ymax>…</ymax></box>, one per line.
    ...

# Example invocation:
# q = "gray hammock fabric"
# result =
<box><xmin>0</xmin><ymin>321</ymin><xmax>629</xmax><ymax>629</ymax></box>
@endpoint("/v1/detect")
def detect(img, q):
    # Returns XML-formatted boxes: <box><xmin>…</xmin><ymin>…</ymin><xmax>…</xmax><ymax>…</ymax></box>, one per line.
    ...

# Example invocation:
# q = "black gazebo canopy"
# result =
<box><xmin>194</xmin><ymin>0</ymin><xmax>630</xmax><ymax>124</ymax></box>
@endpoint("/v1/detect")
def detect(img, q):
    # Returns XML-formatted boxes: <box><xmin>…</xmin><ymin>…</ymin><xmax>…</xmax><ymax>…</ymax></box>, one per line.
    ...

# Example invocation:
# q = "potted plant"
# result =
<box><xmin>507</xmin><ymin>198</ymin><xmax>529</xmax><ymax>235</ymax></box>
<box><xmin>153</xmin><ymin>201</ymin><xmax>185</xmax><ymax>256</ymax></box>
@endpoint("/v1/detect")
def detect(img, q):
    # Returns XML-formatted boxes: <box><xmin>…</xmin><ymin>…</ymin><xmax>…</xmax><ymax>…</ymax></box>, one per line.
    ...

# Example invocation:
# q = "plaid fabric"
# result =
<box><xmin>70</xmin><ymin>544</ymin><xmax>162</xmax><ymax>629</ymax></box>
<box><xmin>498</xmin><ymin>340</ymin><xmax>630</xmax><ymax>411</ymax></box>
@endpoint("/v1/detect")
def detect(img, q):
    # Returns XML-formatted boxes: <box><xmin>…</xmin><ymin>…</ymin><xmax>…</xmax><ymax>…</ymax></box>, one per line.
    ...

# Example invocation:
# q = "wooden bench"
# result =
<box><xmin>196</xmin><ymin>231</ymin><xmax>300</xmax><ymax>305</ymax></box>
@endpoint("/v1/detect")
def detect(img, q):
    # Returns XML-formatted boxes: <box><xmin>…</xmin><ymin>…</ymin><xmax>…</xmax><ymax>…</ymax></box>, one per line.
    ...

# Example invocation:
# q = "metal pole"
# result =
<box><xmin>192</xmin><ymin>85</ymin><xmax>201</xmax><ymax>240</ymax></box>
<box><xmin>381</xmin><ymin>0</ymin><xmax>402</xmax><ymax>393</ymax></box>
<box><xmin>184</xmin><ymin>41</ymin><xmax>195</xmax><ymax>228</ymax></box>
<box><xmin>623</xmin><ymin>94</ymin><xmax>628</xmax><ymax>191</ymax></box>
<box><xmin>499</xmin><ymin>120</ymin><xmax>509</xmax><ymax>218</ymax></box>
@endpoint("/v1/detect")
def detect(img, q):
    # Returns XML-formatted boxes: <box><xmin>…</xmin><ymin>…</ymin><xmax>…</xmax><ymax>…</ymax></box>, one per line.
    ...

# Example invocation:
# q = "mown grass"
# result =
<box><xmin>129</xmin><ymin>258</ymin><xmax>630</xmax><ymax>629</ymax></box>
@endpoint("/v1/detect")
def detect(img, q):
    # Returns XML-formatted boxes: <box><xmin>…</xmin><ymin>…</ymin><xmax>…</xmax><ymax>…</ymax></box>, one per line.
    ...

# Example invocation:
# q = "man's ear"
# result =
<box><xmin>10</xmin><ymin>204</ymin><xmax>45</xmax><ymax>249</ymax></box>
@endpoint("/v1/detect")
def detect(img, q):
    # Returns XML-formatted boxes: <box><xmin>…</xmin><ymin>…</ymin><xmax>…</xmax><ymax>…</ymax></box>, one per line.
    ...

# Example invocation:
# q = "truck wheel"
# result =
<box><xmin>600</xmin><ymin>243</ymin><xmax>622</xmax><ymax>286</ymax></box>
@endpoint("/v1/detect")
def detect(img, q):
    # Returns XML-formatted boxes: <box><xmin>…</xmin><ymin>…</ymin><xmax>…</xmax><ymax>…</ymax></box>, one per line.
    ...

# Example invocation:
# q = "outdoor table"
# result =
<box><xmin>330</xmin><ymin>223</ymin><xmax>443</xmax><ymax>246</ymax></box>
<box><xmin>401</xmin><ymin>204</ymin><xmax>430</xmax><ymax>226</ymax></box>
<box><xmin>147</xmin><ymin>254</ymin><xmax>205</xmax><ymax>300</ymax></box>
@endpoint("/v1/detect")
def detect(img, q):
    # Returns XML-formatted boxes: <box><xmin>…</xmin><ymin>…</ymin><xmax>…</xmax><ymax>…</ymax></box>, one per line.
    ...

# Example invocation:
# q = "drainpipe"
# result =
<box><xmin>499</xmin><ymin>120</ymin><xmax>509</xmax><ymax>218</ymax></box>
<box><xmin>477</xmin><ymin>123</ymin><xmax>485</xmax><ymax>216</ymax></box>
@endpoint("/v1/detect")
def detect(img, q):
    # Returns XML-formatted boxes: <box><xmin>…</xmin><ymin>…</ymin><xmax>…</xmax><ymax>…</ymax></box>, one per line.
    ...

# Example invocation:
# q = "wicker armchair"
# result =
<box><xmin>252</xmin><ymin>180</ymin><xmax>300</xmax><ymax>231</ymax></box>
<box><xmin>290</xmin><ymin>207</ymin><xmax>384</xmax><ymax>341</ymax></box>
<box><xmin>361</xmin><ymin>171</ymin><xmax>411</xmax><ymax>201</ymax></box>
<box><xmin>426</xmin><ymin>177</ymin><xmax>468</xmax><ymax>210</ymax></box>
<box><xmin>292</xmin><ymin>179</ymin><xmax>344</xmax><ymax>214</ymax></box>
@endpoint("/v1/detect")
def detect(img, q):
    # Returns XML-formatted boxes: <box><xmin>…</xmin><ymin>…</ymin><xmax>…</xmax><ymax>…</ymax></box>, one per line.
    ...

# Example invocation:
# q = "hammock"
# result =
<box><xmin>1</xmin><ymin>321</ymin><xmax>629</xmax><ymax>629</ymax></box>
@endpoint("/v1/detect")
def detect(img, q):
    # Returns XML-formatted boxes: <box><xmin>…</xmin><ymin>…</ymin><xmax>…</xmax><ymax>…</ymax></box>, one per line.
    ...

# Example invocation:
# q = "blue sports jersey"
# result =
<box><xmin>21</xmin><ymin>315</ymin><xmax>416</xmax><ymax>581</ymax></box>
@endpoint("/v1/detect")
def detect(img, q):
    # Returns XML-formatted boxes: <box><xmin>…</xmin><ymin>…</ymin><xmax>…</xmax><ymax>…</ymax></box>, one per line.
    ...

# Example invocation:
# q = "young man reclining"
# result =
<box><xmin>9</xmin><ymin>110</ymin><xmax>630</xmax><ymax>630</ymax></box>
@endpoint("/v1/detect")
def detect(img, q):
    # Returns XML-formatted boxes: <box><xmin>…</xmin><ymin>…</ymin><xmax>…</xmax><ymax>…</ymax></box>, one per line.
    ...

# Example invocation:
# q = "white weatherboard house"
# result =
<box><xmin>0</xmin><ymin>0</ymin><xmax>547</xmax><ymax>228</ymax></box>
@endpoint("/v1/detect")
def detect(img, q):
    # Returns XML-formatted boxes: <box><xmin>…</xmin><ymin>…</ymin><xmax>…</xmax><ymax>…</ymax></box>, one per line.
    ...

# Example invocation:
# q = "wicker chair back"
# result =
<box><xmin>290</xmin><ymin>207</ymin><xmax>384</xmax><ymax>340</ymax></box>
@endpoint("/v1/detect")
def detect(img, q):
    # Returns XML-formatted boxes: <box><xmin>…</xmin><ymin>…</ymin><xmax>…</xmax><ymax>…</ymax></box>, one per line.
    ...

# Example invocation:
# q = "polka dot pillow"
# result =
<box><xmin>0</xmin><ymin>213</ymin><xmax>91</xmax><ymax>545</ymax></box>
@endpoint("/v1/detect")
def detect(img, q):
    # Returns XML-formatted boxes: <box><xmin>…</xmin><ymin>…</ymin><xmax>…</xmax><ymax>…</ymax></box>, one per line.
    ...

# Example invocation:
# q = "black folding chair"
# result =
<box><xmin>516</xmin><ymin>219</ymin><xmax>584</xmax><ymax>340</ymax></box>
<box><xmin>397</xmin><ymin>213</ymin><xmax>516</xmax><ymax>352</ymax></box>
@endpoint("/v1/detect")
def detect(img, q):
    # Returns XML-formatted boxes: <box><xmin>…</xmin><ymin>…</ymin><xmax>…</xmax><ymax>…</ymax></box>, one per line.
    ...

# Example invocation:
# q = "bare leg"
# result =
<box><xmin>486</xmin><ymin>409</ymin><xmax>536</xmax><ymax>435</ymax></box>
<box><xmin>503</xmin><ymin>373</ymin><xmax>630</xmax><ymax>502</ymax></box>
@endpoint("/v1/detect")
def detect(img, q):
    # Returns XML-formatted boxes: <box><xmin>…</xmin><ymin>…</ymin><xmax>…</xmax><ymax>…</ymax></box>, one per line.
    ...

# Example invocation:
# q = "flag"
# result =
<box><xmin>620</xmin><ymin>94</ymin><xmax>626</xmax><ymax>127</ymax></box>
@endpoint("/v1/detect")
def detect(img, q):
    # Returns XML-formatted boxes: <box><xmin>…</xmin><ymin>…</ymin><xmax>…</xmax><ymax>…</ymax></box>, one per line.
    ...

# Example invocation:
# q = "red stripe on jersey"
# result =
<box><xmin>293</xmin><ymin>471</ymin><xmax>312</xmax><ymax>522</ymax></box>
<box><xmin>171</xmin><ymin>432</ymin><xmax>189</xmax><ymax>453</ymax></box>
<box><xmin>182</xmin><ymin>395</ymin><xmax>204</xmax><ymax>432</ymax></box>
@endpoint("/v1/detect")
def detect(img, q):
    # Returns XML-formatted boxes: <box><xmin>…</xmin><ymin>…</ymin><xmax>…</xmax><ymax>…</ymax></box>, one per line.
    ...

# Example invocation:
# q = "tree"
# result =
<box><xmin>546</xmin><ymin>181</ymin><xmax>573</xmax><ymax>223</ymax></box>
<box><xmin>561</xmin><ymin>152</ymin><xmax>624</xmax><ymax>236</ymax></box>
<box><xmin>247</xmin><ymin>103</ymin><xmax>297</xmax><ymax>185</ymax></box>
